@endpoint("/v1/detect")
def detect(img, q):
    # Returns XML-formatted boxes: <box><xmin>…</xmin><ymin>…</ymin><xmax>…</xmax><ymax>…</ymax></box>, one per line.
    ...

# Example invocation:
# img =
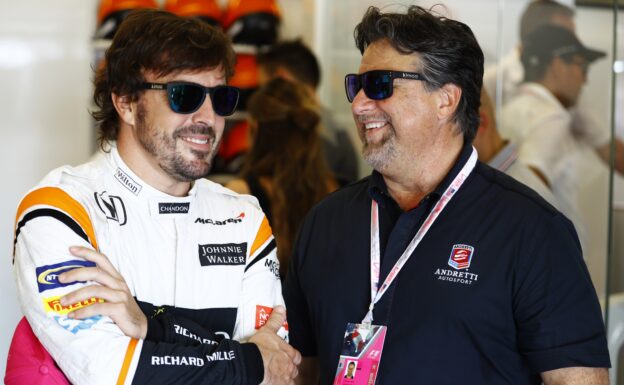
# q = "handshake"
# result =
<box><xmin>248</xmin><ymin>306</ymin><xmax>302</xmax><ymax>385</ymax></box>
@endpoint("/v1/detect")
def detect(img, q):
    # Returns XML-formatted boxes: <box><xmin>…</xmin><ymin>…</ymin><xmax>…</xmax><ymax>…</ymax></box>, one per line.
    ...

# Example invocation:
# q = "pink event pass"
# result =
<box><xmin>333</xmin><ymin>323</ymin><xmax>387</xmax><ymax>385</ymax></box>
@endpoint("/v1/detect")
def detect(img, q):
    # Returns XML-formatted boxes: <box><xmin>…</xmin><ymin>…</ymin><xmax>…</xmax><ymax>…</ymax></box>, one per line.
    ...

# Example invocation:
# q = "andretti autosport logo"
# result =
<box><xmin>448</xmin><ymin>244</ymin><xmax>474</xmax><ymax>270</ymax></box>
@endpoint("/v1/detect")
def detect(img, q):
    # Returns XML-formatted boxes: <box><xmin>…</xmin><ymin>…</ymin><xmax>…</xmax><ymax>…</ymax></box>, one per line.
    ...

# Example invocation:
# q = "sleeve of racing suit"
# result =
<box><xmin>12</xmin><ymin>186</ymin><xmax>263</xmax><ymax>385</ymax></box>
<box><xmin>232</xmin><ymin>214</ymin><xmax>288</xmax><ymax>342</ymax></box>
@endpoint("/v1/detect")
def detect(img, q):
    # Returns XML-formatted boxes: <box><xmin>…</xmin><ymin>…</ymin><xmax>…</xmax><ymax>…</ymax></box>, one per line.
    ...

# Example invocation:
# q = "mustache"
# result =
<box><xmin>356</xmin><ymin>113</ymin><xmax>391</xmax><ymax>124</ymax></box>
<box><xmin>174</xmin><ymin>125</ymin><xmax>216</xmax><ymax>140</ymax></box>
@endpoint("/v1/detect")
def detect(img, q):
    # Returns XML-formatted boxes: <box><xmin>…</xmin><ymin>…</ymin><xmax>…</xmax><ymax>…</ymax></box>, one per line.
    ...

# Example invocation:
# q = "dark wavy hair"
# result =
<box><xmin>354</xmin><ymin>6</ymin><xmax>484</xmax><ymax>142</ymax></box>
<box><xmin>91</xmin><ymin>9</ymin><xmax>235</xmax><ymax>149</ymax></box>
<box><xmin>243</xmin><ymin>78</ymin><xmax>334</xmax><ymax>274</ymax></box>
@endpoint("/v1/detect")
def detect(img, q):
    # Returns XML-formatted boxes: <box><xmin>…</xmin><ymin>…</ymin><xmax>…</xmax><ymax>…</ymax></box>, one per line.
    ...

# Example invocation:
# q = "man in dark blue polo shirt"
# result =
<box><xmin>283</xmin><ymin>5</ymin><xmax>610</xmax><ymax>385</ymax></box>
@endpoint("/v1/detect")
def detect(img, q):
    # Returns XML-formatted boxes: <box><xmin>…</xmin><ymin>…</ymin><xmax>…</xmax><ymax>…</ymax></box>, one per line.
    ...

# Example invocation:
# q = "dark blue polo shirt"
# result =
<box><xmin>283</xmin><ymin>142</ymin><xmax>610</xmax><ymax>385</ymax></box>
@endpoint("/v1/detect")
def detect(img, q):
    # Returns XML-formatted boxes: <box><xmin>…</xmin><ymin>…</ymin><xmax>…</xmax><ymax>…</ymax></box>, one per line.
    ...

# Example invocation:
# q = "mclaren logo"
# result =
<box><xmin>195</xmin><ymin>212</ymin><xmax>245</xmax><ymax>225</ymax></box>
<box><xmin>94</xmin><ymin>191</ymin><xmax>127</xmax><ymax>225</ymax></box>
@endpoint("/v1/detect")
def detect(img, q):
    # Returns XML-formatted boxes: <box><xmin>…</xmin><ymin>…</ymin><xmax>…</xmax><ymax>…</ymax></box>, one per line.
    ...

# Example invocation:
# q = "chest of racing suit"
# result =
<box><xmin>13</xmin><ymin>148</ymin><xmax>284</xmax><ymax>385</ymax></box>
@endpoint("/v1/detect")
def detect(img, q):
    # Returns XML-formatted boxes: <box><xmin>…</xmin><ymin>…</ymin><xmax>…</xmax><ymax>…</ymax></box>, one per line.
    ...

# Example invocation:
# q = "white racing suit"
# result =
<box><xmin>12</xmin><ymin>148</ymin><xmax>285</xmax><ymax>385</ymax></box>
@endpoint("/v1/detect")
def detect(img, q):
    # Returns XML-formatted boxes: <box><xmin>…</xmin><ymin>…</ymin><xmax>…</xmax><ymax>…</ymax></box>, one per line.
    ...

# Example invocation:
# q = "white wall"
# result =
<box><xmin>0</xmin><ymin>0</ymin><xmax>98</xmax><ymax>375</ymax></box>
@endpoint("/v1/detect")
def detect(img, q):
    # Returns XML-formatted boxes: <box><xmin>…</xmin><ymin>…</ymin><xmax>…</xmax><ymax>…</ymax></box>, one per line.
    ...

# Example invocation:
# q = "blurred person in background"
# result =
<box><xmin>257</xmin><ymin>39</ymin><xmax>360</xmax><ymax>186</ymax></box>
<box><xmin>8</xmin><ymin>9</ymin><xmax>299</xmax><ymax>385</ymax></box>
<box><xmin>474</xmin><ymin>88</ymin><xmax>556</xmax><ymax>204</ymax></box>
<box><xmin>484</xmin><ymin>0</ymin><xmax>624</xmax><ymax>174</ymax></box>
<box><xmin>500</xmin><ymin>24</ymin><xmax>606</xmax><ymax>187</ymax></box>
<box><xmin>475</xmin><ymin>87</ymin><xmax>588</xmax><ymax>248</ymax></box>
<box><xmin>227</xmin><ymin>78</ymin><xmax>337</xmax><ymax>278</ymax></box>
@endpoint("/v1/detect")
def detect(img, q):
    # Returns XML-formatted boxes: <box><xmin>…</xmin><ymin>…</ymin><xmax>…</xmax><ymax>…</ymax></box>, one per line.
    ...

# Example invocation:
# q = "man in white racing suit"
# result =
<box><xmin>10</xmin><ymin>9</ymin><xmax>300</xmax><ymax>385</ymax></box>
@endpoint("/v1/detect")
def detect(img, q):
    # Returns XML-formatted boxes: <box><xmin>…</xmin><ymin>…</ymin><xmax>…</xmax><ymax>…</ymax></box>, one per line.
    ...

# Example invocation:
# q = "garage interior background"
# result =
<box><xmin>1</xmin><ymin>0</ymin><xmax>622</xmax><ymax>380</ymax></box>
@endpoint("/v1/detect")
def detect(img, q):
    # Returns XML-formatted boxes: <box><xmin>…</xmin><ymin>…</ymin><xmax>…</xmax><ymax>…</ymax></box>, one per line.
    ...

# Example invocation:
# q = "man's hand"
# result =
<box><xmin>248</xmin><ymin>306</ymin><xmax>301</xmax><ymax>385</ymax></box>
<box><xmin>58</xmin><ymin>246</ymin><xmax>148</xmax><ymax>339</ymax></box>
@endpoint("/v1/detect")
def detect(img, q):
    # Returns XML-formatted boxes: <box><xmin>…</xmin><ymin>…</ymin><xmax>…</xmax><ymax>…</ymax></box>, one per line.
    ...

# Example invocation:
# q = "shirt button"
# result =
<box><xmin>39</xmin><ymin>364</ymin><xmax>49</xmax><ymax>375</ymax></box>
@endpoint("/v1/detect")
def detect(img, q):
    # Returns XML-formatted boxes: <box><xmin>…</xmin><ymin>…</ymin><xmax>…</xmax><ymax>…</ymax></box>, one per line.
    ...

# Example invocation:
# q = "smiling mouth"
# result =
<box><xmin>364</xmin><ymin>122</ymin><xmax>387</xmax><ymax>130</ymax></box>
<box><xmin>181</xmin><ymin>136</ymin><xmax>210</xmax><ymax>145</ymax></box>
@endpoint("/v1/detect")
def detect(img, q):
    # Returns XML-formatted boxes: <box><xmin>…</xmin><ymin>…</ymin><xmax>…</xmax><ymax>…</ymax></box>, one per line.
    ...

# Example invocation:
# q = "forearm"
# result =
<box><xmin>541</xmin><ymin>367</ymin><xmax>609</xmax><ymax>385</ymax></box>
<box><xmin>132</xmin><ymin>338</ymin><xmax>263</xmax><ymax>385</ymax></box>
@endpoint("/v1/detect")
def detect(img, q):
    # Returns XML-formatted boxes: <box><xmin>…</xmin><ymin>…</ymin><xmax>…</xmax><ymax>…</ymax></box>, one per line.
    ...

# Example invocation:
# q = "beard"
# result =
<box><xmin>359</xmin><ymin>117</ymin><xmax>397</xmax><ymax>172</ymax></box>
<box><xmin>136</xmin><ymin>103</ymin><xmax>220</xmax><ymax>182</ymax></box>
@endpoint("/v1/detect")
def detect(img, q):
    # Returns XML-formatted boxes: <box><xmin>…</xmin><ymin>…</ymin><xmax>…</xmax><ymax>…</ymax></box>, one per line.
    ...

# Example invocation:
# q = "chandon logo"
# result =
<box><xmin>158</xmin><ymin>202</ymin><xmax>190</xmax><ymax>214</ymax></box>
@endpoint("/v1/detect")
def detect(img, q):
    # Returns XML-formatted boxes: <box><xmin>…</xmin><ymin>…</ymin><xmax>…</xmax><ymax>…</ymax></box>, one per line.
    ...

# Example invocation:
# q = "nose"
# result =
<box><xmin>351</xmin><ymin>88</ymin><xmax>375</xmax><ymax>116</ymax></box>
<box><xmin>192</xmin><ymin>93</ymin><xmax>220</xmax><ymax>129</ymax></box>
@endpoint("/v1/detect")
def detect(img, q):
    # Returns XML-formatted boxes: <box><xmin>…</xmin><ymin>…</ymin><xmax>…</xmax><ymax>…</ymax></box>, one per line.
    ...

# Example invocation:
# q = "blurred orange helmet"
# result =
<box><xmin>164</xmin><ymin>0</ymin><xmax>222</xmax><ymax>27</ymax></box>
<box><xmin>230</xmin><ymin>54</ymin><xmax>259</xmax><ymax>89</ymax></box>
<box><xmin>95</xmin><ymin>0</ymin><xmax>158</xmax><ymax>39</ymax></box>
<box><xmin>222</xmin><ymin>0</ymin><xmax>281</xmax><ymax>46</ymax></box>
<box><xmin>229</xmin><ymin>54</ymin><xmax>259</xmax><ymax>111</ymax></box>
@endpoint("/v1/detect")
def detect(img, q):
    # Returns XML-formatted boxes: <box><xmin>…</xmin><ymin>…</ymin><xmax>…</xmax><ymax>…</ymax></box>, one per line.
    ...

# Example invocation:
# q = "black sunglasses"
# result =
<box><xmin>344</xmin><ymin>70</ymin><xmax>426</xmax><ymax>103</ymax></box>
<box><xmin>142</xmin><ymin>82</ymin><xmax>240</xmax><ymax>116</ymax></box>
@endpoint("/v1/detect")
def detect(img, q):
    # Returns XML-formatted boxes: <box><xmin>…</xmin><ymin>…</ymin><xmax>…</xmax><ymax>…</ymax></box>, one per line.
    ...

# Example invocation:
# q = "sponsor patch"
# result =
<box><xmin>448</xmin><ymin>244</ymin><xmax>474</xmax><ymax>270</ymax></box>
<box><xmin>254</xmin><ymin>305</ymin><xmax>290</xmax><ymax>329</ymax></box>
<box><xmin>255</xmin><ymin>305</ymin><xmax>272</xmax><ymax>330</ymax></box>
<box><xmin>198</xmin><ymin>243</ymin><xmax>247</xmax><ymax>266</ymax></box>
<box><xmin>159</xmin><ymin>202</ymin><xmax>190</xmax><ymax>214</ymax></box>
<box><xmin>35</xmin><ymin>260</ymin><xmax>96</xmax><ymax>293</ymax></box>
<box><xmin>114</xmin><ymin>167</ymin><xmax>142</xmax><ymax>195</ymax></box>
<box><xmin>195</xmin><ymin>212</ymin><xmax>245</xmax><ymax>225</ymax></box>
<box><xmin>94</xmin><ymin>191</ymin><xmax>127</xmax><ymax>225</ymax></box>
<box><xmin>151</xmin><ymin>351</ymin><xmax>235</xmax><ymax>366</ymax></box>
<box><xmin>43</xmin><ymin>295</ymin><xmax>103</xmax><ymax>315</ymax></box>
<box><xmin>174</xmin><ymin>324</ymin><xmax>218</xmax><ymax>345</ymax></box>
<box><xmin>53</xmin><ymin>315</ymin><xmax>102</xmax><ymax>334</ymax></box>
<box><xmin>264</xmin><ymin>259</ymin><xmax>281</xmax><ymax>280</ymax></box>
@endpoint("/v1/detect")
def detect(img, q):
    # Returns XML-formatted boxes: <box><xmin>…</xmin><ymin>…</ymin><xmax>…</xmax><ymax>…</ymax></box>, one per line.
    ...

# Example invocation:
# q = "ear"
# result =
<box><xmin>111</xmin><ymin>93</ymin><xmax>136</xmax><ymax>127</ymax></box>
<box><xmin>549</xmin><ymin>57</ymin><xmax>567</xmax><ymax>81</ymax></box>
<box><xmin>436</xmin><ymin>83</ymin><xmax>462</xmax><ymax>123</ymax></box>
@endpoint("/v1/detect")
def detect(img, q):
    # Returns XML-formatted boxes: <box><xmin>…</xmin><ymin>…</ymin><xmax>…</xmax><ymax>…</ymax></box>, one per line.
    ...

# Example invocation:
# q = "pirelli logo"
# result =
<box><xmin>43</xmin><ymin>295</ymin><xmax>103</xmax><ymax>315</ymax></box>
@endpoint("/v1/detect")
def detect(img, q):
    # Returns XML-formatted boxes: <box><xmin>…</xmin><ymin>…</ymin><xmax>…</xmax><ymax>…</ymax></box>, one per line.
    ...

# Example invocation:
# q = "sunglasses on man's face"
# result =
<box><xmin>142</xmin><ymin>82</ymin><xmax>240</xmax><ymax>116</ymax></box>
<box><xmin>344</xmin><ymin>70</ymin><xmax>426</xmax><ymax>103</ymax></box>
